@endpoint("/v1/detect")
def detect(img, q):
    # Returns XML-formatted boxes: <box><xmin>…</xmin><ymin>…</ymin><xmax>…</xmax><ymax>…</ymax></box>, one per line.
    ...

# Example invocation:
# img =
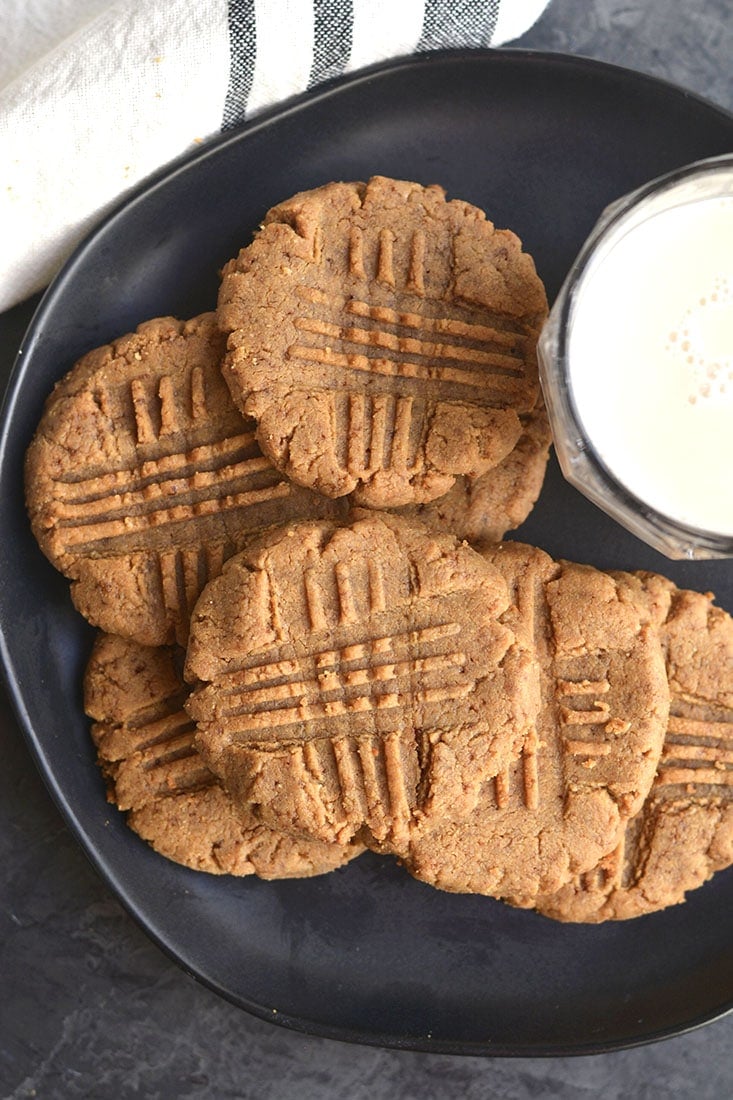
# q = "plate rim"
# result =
<box><xmin>2</xmin><ymin>46</ymin><xmax>733</xmax><ymax>1058</ymax></box>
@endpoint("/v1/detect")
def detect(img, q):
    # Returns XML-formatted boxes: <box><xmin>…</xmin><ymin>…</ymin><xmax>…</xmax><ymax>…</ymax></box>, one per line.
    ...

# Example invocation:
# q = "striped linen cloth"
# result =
<box><xmin>0</xmin><ymin>0</ymin><xmax>550</xmax><ymax>310</ymax></box>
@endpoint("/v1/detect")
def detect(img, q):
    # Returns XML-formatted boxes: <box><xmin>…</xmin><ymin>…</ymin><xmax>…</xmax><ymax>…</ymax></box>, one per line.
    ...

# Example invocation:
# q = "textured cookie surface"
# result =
<box><xmin>218</xmin><ymin>176</ymin><xmax>548</xmax><ymax>507</ymax></box>
<box><xmin>535</xmin><ymin>576</ymin><xmax>733</xmax><ymax>921</ymax></box>
<box><xmin>85</xmin><ymin>633</ymin><xmax>362</xmax><ymax>877</ymax></box>
<box><xmin>185</xmin><ymin>513</ymin><xmax>539</xmax><ymax>848</ymax></box>
<box><xmin>393</xmin><ymin>402</ymin><xmax>551</xmax><ymax>545</ymax></box>
<box><xmin>25</xmin><ymin>313</ymin><xmax>343</xmax><ymax>646</ymax></box>
<box><xmin>395</xmin><ymin>543</ymin><xmax>670</xmax><ymax>902</ymax></box>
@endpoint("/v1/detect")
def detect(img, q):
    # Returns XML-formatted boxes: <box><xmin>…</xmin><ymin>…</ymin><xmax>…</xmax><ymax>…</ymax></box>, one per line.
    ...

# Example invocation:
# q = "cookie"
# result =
<box><xmin>25</xmin><ymin>313</ymin><xmax>343</xmax><ymax>647</ymax></box>
<box><xmin>393</xmin><ymin>401</ymin><xmax>551</xmax><ymax>546</ymax></box>
<box><xmin>85</xmin><ymin>633</ymin><xmax>362</xmax><ymax>877</ymax></box>
<box><xmin>185</xmin><ymin>512</ymin><xmax>540</xmax><ymax>848</ymax></box>
<box><xmin>394</xmin><ymin>543</ymin><xmax>670</xmax><ymax>902</ymax></box>
<box><xmin>217</xmin><ymin>176</ymin><xmax>548</xmax><ymax>507</ymax></box>
<box><xmin>534</xmin><ymin>577</ymin><xmax>733</xmax><ymax>921</ymax></box>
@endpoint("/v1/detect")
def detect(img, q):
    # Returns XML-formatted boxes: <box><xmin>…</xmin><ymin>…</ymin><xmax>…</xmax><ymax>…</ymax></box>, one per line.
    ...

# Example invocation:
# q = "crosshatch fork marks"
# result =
<box><xmin>655</xmin><ymin>706</ymin><xmax>733</xmax><ymax>789</ymax></box>
<box><xmin>145</xmin><ymin>542</ymin><xmax>226</xmax><ymax>635</ymax></box>
<box><xmin>346</xmin><ymin>300</ymin><xmax>526</xmax><ymax>350</ymax></box>
<box><xmin>289</xmin><ymin>343</ymin><xmax>526</xmax><ymax>398</ymax></box>
<box><xmin>214</xmin><ymin>620</ymin><xmax>468</xmax><ymax>740</ymax></box>
<box><xmin>492</xmin><ymin>728</ymin><xmax>539</xmax><ymax>811</ymax></box>
<box><xmin>51</xmin><ymin>431</ymin><xmax>290</xmax><ymax>554</ymax></box>
<box><xmin>289</xmin><ymin>297</ymin><xmax>528</xmax><ymax>404</ymax></box>
<box><xmin>218</xmin><ymin>652</ymin><xmax>469</xmax><ymax>730</ymax></box>
<box><xmin>100</xmin><ymin>701</ymin><xmax>215</xmax><ymax>802</ymax></box>
<box><xmin>491</xmin><ymin>563</ymin><xmax>543</xmax><ymax>812</ymax></box>
<box><xmin>59</xmin><ymin>481</ymin><xmax>291</xmax><ymax>553</ymax></box>
<box><xmin>340</xmin><ymin>392</ymin><xmax>420</xmax><ymax>477</ymax></box>
<box><xmin>294</xmin><ymin>286</ymin><xmax>527</xmax><ymax>351</ymax></box>
<box><xmin>155</xmin><ymin>540</ymin><xmax>230</xmax><ymax>623</ymax></box>
<box><xmin>99</xmin><ymin>699</ymin><xmax>192</xmax><ymax>757</ymax></box>
<box><xmin>54</xmin><ymin>432</ymin><xmax>259</xmax><ymax>497</ymax></box>
<box><xmin>489</xmin><ymin>558</ymin><xmax>636</xmax><ymax>815</ymax></box>
<box><xmin>575</xmin><ymin>706</ymin><xmax>733</xmax><ymax>897</ymax></box>
<box><xmin>56</xmin><ymin>450</ymin><xmax>277</xmax><ymax>519</ymax></box>
<box><xmin>126</xmin><ymin>364</ymin><xmax>209</xmax><ymax>446</ymax></box>
<box><xmin>294</xmin><ymin>316</ymin><xmax>524</xmax><ymax>373</ymax></box>
<box><xmin>284</xmin><ymin>730</ymin><xmax>414</xmax><ymax>842</ymax></box>
<box><xmin>157</xmin><ymin>548</ymin><xmax>207</xmax><ymax>630</ymax></box>
<box><xmin>217</xmin><ymin>622</ymin><xmax>463</xmax><ymax>688</ymax></box>
<box><xmin>302</xmin><ymin>555</ymin><xmax>411</xmax><ymax>635</ymax></box>
<box><xmin>346</xmin><ymin>226</ymin><xmax>400</xmax><ymax>288</ymax></box>
<box><xmin>578</xmin><ymin>822</ymin><xmax>635</xmax><ymax>894</ymax></box>
<box><xmin>557</xmin><ymin>676</ymin><xmax>616</xmax><ymax>761</ymax></box>
<box><xmin>291</xmin><ymin>277</ymin><xmax>530</xmax><ymax>409</ymax></box>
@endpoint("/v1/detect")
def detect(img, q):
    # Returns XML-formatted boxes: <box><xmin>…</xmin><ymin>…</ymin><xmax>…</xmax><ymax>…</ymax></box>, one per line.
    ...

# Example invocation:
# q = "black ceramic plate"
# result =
<box><xmin>2</xmin><ymin>50</ymin><xmax>733</xmax><ymax>1057</ymax></box>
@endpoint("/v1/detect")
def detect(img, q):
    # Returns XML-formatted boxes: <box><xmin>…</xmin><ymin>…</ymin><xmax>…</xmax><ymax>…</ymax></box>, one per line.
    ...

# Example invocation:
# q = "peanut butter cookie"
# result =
<box><xmin>395</xmin><ymin>543</ymin><xmax>670</xmax><ymax>902</ymax></box>
<box><xmin>26</xmin><ymin>313</ymin><xmax>343</xmax><ymax>647</ymax></box>
<box><xmin>535</xmin><ymin>576</ymin><xmax>733</xmax><ymax>921</ymax></box>
<box><xmin>217</xmin><ymin>176</ymin><xmax>547</xmax><ymax>507</ymax></box>
<box><xmin>85</xmin><ymin>633</ymin><xmax>363</xmax><ymax>877</ymax></box>
<box><xmin>185</xmin><ymin>513</ymin><xmax>539</xmax><ymax>848</ymax></box>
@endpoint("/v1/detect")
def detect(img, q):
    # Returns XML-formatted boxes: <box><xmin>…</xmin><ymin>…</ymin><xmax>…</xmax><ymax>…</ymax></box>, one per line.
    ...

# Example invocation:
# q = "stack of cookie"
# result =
<box><xmin>25</xmin><ymin>177</ymin><xmax>733</xmax><ymax>919</ymax></box>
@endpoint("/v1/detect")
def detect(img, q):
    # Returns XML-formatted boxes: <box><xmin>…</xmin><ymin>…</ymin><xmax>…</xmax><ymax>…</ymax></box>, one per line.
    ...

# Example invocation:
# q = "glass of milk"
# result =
<box><xmin>539</xmin><ymin>154</ymin><xmax>733</xmax><ymax>559</ymax></box>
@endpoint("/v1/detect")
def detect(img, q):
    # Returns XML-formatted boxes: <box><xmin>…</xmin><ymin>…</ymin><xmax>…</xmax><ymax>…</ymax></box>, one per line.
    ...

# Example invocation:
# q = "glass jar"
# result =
<box><xmin>538</xmin><ymin>154</ymin><xmax>733</xmax><ymax>559</ymax></box>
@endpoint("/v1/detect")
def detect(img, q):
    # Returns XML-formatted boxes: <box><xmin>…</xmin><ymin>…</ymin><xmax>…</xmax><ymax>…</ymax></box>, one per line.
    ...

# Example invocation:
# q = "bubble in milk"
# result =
<box><xmin>673</xmin><ymin>272</ymin><xmax>733</xmax><ymax>404</ymax></box>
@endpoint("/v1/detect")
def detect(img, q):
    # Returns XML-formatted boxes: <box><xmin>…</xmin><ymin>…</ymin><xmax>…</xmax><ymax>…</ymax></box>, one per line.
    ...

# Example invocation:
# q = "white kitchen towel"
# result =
<box><xmin>0</xmin><ymin>0</ymin><xmax>551</xmax><ymax>311</ymax></box>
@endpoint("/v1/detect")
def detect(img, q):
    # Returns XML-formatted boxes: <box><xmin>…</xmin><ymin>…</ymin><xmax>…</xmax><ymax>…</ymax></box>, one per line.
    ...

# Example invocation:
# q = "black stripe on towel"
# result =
<box><xmin>308</xmin><ymin>0</ymin><xmax>354</xmax><ymax>89</ymax></box>
<box><xmin>223</xmin><ymin>0</ymin><xmax>258</xmax><ymax>131</ymax></box>
<box><xmin>417</xmin><ymin>0</ymin><xmax>500</xmax><ymax>51</ymax></box>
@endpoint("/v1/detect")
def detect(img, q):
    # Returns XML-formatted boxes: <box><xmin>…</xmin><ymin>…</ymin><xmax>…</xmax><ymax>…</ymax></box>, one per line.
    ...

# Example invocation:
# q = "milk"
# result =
<box><xmin>567</xmin><ymin>189</ymin><xmax>733</xmax><ymax>538</ymax></box>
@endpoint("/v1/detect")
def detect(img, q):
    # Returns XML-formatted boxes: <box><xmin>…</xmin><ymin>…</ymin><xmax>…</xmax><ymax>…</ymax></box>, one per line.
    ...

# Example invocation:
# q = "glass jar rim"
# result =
<box><xmin>540</xmin><ymin>153</ymin><xmax>733</xmax><ymax>558</ymax></box>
